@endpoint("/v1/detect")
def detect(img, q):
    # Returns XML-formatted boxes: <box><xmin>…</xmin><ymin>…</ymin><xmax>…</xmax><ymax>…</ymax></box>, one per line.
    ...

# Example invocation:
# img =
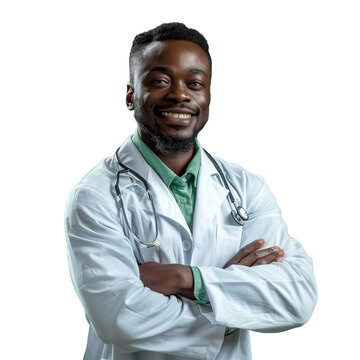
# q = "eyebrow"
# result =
<box><xmin>148</xmin><ymin>66</ymin><xmax>209</xmax><ymax>78</ymax></box>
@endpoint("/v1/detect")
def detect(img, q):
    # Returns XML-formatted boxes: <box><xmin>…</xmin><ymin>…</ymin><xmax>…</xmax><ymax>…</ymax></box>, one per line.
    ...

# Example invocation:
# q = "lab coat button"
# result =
<box><xmin>182</xmin><ymin>240</ymin><xmax>192</xmax><ymax>251</ymax></box>
<box><xmin>180</xmin><ymin>197</ymin><xmax>187</xmax><ymax>204</ymax></box>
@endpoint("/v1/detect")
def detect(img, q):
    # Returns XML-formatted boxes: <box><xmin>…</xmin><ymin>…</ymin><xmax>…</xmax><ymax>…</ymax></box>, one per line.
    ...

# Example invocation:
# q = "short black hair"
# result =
<box><xmin>129</xmin><ymin>22</ymin><xmax>211</xmax><ymax>84</ymax></box>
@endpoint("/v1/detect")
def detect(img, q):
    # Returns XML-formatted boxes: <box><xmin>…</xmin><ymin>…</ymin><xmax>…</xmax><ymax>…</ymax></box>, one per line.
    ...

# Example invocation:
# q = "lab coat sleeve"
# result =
<box><xmin>197</xmin><ymin>177</ymin><xmax>318</xmax><ymax>333</ymax></box>
<box><xmin>65</xmin><ymin>186</ymin><xmax>225</xmax><ymax>358</ymax></box>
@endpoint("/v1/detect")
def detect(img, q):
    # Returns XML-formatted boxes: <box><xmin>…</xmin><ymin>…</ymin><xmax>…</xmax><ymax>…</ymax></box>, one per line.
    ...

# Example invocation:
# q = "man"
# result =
<box><xmin>65</xmin><ymin>22</ymin><xmax>317</xmax><ymax>360</ymax></box>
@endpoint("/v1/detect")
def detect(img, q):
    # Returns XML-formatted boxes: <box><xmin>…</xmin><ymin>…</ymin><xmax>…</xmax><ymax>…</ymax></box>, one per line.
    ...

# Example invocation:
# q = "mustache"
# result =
<box><xmin>155</xmin><ymin>104</ymin><xmax>200</xmax><ymax>114</ymax></box>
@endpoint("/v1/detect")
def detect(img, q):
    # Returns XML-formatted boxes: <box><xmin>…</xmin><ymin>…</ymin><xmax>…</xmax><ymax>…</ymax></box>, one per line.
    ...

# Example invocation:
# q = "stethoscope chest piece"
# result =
<box><xmin>114</xmin><ymin>146</ymin><xmax>249</xmax><ymax>250</ymax></box>
<box><xmin>202</xmin><ymin>149</ymin><xmax>249</xmax><ymax>227</ymax></box>
<box><xmin>232</xmin><ymin>206</ymin><xmax>249</xmax><ymax>226</ymax></box>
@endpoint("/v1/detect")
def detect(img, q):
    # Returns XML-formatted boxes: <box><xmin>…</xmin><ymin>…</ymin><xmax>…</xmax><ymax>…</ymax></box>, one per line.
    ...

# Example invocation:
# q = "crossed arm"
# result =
<box><xmin>139</xmin><ymin>239</ymin><xmax>284</xmax><ymax>299</ymax></box>
<box><xmin>66</xmin><ymin>182</ymin><xmax>316</xmax><ymax>355</ymax></box>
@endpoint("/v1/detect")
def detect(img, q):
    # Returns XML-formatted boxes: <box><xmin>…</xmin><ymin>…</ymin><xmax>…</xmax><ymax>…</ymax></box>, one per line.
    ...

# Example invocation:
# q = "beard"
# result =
<box><xmin>137</xmin><ymin>119</ymin><xmax>199</xmax><ymax>156</ymax></box>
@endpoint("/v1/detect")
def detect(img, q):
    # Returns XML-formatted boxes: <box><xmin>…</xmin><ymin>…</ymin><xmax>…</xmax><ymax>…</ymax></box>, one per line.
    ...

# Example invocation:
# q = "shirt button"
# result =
<box><xmin>182</xmin><ymin>240</ymin><xmax>192</xmax><ymax>251</ymax></box>
<box><xmin>180</xmin><ymin>197</ymin><xmax>187</xmax><ymax>204</ymax></box>
<box><xmin>199</xmin><ymin>293</ymin><xmax>208</xmax><ymax>301</ymax></box>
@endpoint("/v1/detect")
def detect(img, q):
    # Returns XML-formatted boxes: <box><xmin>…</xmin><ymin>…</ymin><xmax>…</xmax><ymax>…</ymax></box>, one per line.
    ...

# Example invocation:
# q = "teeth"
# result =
<box><xmin>162</xmin><ymin>112</ymin><xmax>192</xmax><ymax>119</ymax></box>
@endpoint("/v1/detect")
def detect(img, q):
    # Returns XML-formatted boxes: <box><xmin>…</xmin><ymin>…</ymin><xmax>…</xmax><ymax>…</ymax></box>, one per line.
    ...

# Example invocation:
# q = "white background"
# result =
<box><xmin>1</xmin><ymin>0</ymin><xmax>359</xmax><ymax>358</ymax></box>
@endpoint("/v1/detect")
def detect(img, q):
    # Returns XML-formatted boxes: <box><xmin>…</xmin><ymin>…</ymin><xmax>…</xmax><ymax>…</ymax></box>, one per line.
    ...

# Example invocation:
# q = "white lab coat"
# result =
<box><xmin>65</xmin><ymin>136</ymin><xmax>317</xmax><ymax>360</ymax></box>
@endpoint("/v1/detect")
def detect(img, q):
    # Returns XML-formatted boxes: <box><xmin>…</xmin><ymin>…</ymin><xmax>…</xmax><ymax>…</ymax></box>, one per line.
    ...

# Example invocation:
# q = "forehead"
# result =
<box><xmin>134</xmin><ymin>40</ymin><xmax>211</xmax><ymax>78</ymax></box>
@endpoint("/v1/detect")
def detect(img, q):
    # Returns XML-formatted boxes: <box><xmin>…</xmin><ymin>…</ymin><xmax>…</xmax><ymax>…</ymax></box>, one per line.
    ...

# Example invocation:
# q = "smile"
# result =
<box><xmin>161</xmin><ymin>112</ymin><xmax>192</xmax><ymax>119</ymax></box>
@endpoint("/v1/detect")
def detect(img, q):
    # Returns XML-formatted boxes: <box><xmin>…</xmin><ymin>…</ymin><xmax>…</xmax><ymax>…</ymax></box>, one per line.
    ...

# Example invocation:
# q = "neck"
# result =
<box><xmin>156</xmin><ymin>149</ymin><xmax>195</xmax><ymax>176</ymax></box>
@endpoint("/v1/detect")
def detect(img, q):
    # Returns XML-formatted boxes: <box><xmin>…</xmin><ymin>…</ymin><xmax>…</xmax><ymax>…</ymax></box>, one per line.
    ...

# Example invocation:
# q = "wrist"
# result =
<box><xmin>175</xmin><ymin>265</ymin><xmax>195</xmax><ymax>299</ymax></box>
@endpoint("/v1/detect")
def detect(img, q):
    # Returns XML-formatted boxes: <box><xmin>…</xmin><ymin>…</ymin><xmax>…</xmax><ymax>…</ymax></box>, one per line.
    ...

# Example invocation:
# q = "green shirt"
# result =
<box><xmin>132</xmin><ymin>129</ymin><xmax>200</xmax><ymax>230</ymax></box>
<box><xmin>131</xmin><ymin>129</ymin><xmax>237</xmax><ymax>336</ymax></box>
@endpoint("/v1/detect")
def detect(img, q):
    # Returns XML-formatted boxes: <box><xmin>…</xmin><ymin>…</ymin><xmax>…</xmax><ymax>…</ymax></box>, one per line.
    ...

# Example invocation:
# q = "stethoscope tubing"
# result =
<box><xmin>114</xmin><ymin>146</ymin><xmax>248</xmax><ymax>248</ymax></box>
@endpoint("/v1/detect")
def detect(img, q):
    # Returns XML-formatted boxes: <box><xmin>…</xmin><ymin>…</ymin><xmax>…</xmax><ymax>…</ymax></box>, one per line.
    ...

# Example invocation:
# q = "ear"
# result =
<box><xmin>126</xmin><ymin>84</ymin><xmax>135</xmax><ymax>110</ymax></box>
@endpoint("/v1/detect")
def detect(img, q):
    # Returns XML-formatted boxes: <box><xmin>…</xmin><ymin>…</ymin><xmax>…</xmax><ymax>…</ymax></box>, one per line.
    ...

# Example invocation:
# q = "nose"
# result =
<box><xmin>165</xmin><ymin>81</ymin><xmax>191</xmax><ymax>103</ymax></box>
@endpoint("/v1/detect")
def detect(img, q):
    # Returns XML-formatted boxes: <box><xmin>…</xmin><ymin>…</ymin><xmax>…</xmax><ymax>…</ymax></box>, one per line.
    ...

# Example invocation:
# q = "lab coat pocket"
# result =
<box><xmin>215</xmin><ymin>224</ymin><xmax>243</xmax><ymax>268</ymax></box>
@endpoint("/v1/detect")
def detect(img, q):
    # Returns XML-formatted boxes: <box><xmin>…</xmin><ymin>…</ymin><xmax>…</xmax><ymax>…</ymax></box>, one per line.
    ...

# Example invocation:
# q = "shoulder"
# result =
<box><xmin>66</xmin><ymin>156</ymin><xmax>118</xmax><ymax>214</ymax></box>
<box><xmin>201</xmin><ymin>151</ymin><xmax>278</xmax><ymax>214</ymax></box>
<box><xmin>76</xmin><ymin>156</ymin><xmax>116</xmax><ymax>191</ymax></box>
<box><xmin>207</xmin><ymin>154</ymin><xmax>266</xmax><ymax>199</ymax></box>
<box><xmin>215</xmin><ymin>157</ymin><xmax>264</xmax><ymax>186</ymax></box>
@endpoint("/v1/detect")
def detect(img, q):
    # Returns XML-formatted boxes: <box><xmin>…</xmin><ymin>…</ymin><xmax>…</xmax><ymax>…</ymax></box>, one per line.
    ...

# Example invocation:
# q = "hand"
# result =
<box><xmin>223</xmin><ymin>239</ymin><xmax>284</xmax><ymax>269</ymax></box>
<box><xmin>139</xmin><ymin>262</ymin><xmax>195</xmax><ymax>299</ymax></box>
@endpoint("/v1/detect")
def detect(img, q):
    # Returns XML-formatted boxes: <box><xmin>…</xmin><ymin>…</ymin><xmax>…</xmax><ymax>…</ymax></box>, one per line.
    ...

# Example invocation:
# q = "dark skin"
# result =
<box><xmin>127</xmin><ymin>40</ymin><xmax>210</xmax><ymax>176</ymax></box>
<box><xmin>127</xmin><ymin>40</ymin><xmax>284</xmax><ymax>299</ymax></box>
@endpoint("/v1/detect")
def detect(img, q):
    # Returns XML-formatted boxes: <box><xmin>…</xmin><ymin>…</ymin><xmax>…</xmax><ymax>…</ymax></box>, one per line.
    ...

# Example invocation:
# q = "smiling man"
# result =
<box><xmin>65</xmin><ymin>23</ymin><xmax>317</xmax><ymax>360</ymax></box>
<box><xmin>128</xmin><ymin>38</ymin><xmax>211</xmax><ymax>166</ymax></box>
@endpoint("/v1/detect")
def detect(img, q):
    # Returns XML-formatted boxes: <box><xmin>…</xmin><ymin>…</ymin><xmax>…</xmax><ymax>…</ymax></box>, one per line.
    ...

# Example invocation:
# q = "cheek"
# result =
<box><xmin>134</xmin><ymin>97</ymin><xmax>151</xmax><ymax>119</ymax></box>
<box><xmin>199</xmin><ymin>95</ymin><xmax>210</xmax><ymax>115</ymax></box>
<box><xmin>198</xmin><ymin>94</ymin><xmax>210</xmax><ymax>128</ymax></box>
<box><xmin>135</xmin><ymin>91</ymin><xmax>161</xmax><ymax>112</ymax></box>
<box><xmin>198</xmin><ymin>90</ymin><xmax>211</xmax><ymax>108</ymax></box>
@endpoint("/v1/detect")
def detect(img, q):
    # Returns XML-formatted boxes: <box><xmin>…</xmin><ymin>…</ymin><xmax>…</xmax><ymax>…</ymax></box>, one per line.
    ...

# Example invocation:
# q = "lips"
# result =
<box><xmin>161</xmin><ymin>111</ymin><xmax>192</xmax><ymax>119</ymax></box>
<box><xmin>155</xmin><ymin>107</ymin><xmax>197</xmax><ymax>122</ymax></box>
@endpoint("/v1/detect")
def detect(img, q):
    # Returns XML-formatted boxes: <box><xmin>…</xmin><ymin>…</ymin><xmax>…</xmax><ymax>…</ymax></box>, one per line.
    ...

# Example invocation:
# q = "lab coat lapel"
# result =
<box><xmin>115</xmin><ymin>137</ymin><xmax>151</xmax><ymax>180</ymax></box>
<box><xmin>192</xmin><ymin>150</ymin><xmax>229</xmax><ymax>241</ymax></box>
<box><xmin>116</xmin><ymin>137</ymin><xmax>191</xmax><ymax>235</ymax></box>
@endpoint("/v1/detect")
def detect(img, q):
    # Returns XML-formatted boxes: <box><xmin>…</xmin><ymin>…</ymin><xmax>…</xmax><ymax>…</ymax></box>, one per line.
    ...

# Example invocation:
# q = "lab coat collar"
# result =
<box><xmin>115</xmin><ymin>137</ymin><xmax>190</xmax><ymax>233</ymax></box>
<box><xmin>115</xmin><ymin>137</ymin><xmax>229</xmax><ymax>239</ymax></box>
<box><xmin>115</xmin><ymin>136</ymin><xmax>151</xmax><ymax>181</ymax></box>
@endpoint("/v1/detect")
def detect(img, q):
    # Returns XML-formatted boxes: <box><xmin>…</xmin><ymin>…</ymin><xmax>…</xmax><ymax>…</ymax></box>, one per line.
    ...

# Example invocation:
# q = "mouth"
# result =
<box><xmin>161</xmin><ymin>111</ymin><xmax>192</xmax><ymax>120</ymax></box>
<box><xmin>155</xmin><ymin>107</ymin><xmax>197</xmax><ymax>126</ymax></box>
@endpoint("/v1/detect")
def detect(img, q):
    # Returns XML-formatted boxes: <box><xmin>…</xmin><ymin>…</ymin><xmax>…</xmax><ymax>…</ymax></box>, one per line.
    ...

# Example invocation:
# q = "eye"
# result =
<box><xmin>188</xmin><ymin>80</ymin><xmax>205</xmax><ymax>89</ymax></box>
<box><xmin>188</xmin><ymin>81</ymin><xmax>205</xmax><ymax>90</ymax></box>
<box><xmin>151</xmin><ymin>78</ymin><xmax>170</xmax><ymax>87</ymax></box>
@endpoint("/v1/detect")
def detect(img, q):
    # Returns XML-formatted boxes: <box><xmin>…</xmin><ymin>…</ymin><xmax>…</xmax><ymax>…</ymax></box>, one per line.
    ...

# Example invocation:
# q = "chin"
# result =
<box><xmin>160</xmin><ymin>126</ymin><xmax>195</xmax><ymax>139</ymax></box>
<box><xmin>139</xmin><ymin>121</ymin><xmax>197</xmax><ymax>155</ymax></box>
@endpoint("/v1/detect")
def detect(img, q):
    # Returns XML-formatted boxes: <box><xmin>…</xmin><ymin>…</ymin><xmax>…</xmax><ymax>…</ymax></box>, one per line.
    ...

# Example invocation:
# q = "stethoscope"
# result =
<box><xmin>114</xmin><ymin>147</ymin><xmax>248</xmax><ymax>248</ymax></box>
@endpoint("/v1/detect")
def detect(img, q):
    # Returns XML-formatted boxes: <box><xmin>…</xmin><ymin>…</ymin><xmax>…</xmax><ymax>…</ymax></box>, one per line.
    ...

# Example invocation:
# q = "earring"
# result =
<box><xmin>127</xmin><ymin>103</ymin><xmax>134</xmax><ymax>110</ymax></box>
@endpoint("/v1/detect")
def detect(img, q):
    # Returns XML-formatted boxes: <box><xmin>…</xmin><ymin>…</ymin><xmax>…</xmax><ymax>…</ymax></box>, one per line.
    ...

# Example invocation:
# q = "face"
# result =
<box><xmin>127</xmin><ymin>40</ymin><xmax>211</xmax><ymax>155</ymax></box>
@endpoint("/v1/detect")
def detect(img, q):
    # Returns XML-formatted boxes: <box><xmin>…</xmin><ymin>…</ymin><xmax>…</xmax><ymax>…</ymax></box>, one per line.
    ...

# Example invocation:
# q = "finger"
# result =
<box><xmin>239</xmin><ymin>247</ymin><xmax>282</xmax><ymax>267</ymax></box>
<box><xmin>252</xmin><ymin>251</ymin><xmax>280</xmax><ymax>266</ymax></box>
<box><xmin>223</xmin><ymin>239</ymin><xmax>265</xmax><ymax>268</ymax></box>
<box><xmin>274</xmin><ymin>249</ymin><xmax>284</xmax><ymax>263</ymax></box>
